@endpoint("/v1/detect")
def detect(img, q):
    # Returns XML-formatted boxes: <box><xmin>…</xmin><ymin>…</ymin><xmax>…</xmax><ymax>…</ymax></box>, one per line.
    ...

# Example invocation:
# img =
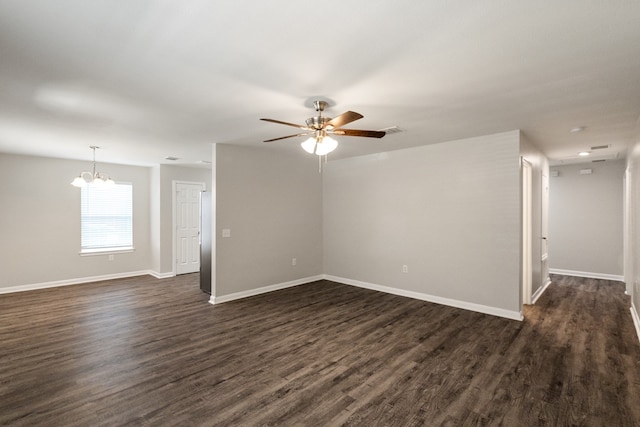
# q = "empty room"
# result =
<box><xmin>1</xmin><ymin>1</ymin><xmax>640</xmax><ymax>425</ymax></box>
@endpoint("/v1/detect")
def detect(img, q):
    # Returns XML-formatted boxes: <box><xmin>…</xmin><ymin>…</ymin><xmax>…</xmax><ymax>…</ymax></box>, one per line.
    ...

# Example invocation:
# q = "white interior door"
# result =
<box><xmin>176</xmin><ymin>183</ymin><xmax>204</xmax><ymax>275</ymax></box>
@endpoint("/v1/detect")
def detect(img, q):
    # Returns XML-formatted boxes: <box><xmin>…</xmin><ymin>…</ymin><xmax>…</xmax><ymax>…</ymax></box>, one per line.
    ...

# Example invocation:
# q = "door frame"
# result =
<box><xmin>541</xmin><ymin>171</ymin><xmax>550</xmax><ymax>289</ymax></box>
<box><xmin>624</xmin><ymin>169</ymin><xmax>632</xmax><ymax>295</ymax></box>
<box><xmin>172</xmin><ymin>180</ymin><xmax>206</xmax><ymax>276</ymax></box>
<box><xmin>522</xmin><ymin>158</ymin><xmax>533</xmax><ymax>305</ymax></box>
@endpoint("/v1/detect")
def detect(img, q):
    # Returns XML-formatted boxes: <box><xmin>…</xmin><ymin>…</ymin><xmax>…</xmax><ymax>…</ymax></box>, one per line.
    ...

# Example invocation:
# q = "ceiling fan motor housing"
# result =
<box><xmin>305</xmin><ymin>116</ymin><xmax>332</xmax><ymax>130</ymax></box>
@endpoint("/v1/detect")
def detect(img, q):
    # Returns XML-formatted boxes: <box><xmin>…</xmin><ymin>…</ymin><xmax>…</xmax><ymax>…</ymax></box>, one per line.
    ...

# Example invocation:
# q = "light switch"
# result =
<box><xmin>222</xmin><ymin>228</ymin><xmax>231</xmax><ymax>238</ymax></box>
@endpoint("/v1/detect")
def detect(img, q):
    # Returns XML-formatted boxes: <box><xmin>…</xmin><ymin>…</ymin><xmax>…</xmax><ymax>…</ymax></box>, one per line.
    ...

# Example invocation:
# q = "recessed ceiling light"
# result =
<box><xmin>578</xmin><ymin>151</ymin><xmax>591</xmax><ymax>157</ymax></box>
<box><xmin>570</xmin><ymin>126</ymin><xmax>586</xmax><ymax>133</ymax></box>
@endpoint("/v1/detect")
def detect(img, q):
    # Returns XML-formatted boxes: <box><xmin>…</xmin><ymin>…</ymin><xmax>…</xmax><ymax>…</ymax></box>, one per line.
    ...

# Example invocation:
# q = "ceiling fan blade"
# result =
<box><xmin>263</xmin><ymin>133</ymin><xmax>309</xmax><ymax>143</ymax></box>
<box><xmin>333</xmin><ymin>129</ymin><xmax>386</xmax><ymax>138</ymax></box>
<box><xmin>326</xmin><ymin>111</ymin><xmax>363</xmax><ymax>129</ymax></box>
<box><xmin>260</xmin><ymin>118</ymin><xmax>309</xmax><ymax>130</ymax></box>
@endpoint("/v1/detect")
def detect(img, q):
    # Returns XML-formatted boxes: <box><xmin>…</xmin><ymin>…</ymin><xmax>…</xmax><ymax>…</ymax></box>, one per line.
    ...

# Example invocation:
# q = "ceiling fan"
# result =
<box><xmin>260</xmin><ymin>100</ymin><xmax>386</xmax><ymax>156</ymax></box>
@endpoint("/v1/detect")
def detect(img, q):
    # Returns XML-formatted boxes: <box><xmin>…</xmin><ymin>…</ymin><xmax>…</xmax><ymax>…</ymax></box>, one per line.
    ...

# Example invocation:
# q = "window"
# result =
<box><xmin>80</xmin><ymin>183</ymin><xmax>133</xmax><ymax>254</ymax></box>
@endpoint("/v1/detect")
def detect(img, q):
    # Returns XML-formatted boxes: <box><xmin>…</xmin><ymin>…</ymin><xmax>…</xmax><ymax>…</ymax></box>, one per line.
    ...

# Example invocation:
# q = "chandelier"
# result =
<box><xmin>70</xmin><ymin>146</ymin><xmax>115</xmax><ymax>187</ymax></box>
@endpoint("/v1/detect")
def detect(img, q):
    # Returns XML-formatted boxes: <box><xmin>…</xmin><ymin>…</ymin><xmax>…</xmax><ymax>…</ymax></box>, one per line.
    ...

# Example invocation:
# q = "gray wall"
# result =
<box><xmin>214</xmin><ymin>144</ymin><xmax>323</xmax><ymax>297</ymax></box>
<box><xmin>323</xmin><ymin>131</ymin><xmax>523</xmax><ymax>316</ymax></box>
<box><xmin>150</xmin><ymin>165</ymin><xmax>162</xmax><ymax>273</ymax></box>
<box><xmin>549</xmin><ymin>160</ymin><xmax>625</xmax><ymax>278</ymax></box>
<box><xmin>0</xmin><ymin>153</ymin><xmax>151</xmax><ymax>288</ymax></box>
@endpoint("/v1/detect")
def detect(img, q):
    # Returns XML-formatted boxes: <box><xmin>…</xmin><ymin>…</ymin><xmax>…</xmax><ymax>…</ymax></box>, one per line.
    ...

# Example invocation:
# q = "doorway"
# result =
<box><xmin>174</xmin><ymin>181</ymin><xmax>205</xmax><ymax>275</ymax></box>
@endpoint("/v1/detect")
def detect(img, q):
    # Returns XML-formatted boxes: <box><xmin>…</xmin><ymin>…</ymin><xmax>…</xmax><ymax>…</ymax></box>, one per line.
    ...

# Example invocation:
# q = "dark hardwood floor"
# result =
<box><xmin>1</xmin><ymin>274</ymin><xmax>639</xmax><ymax>426</ymax></box>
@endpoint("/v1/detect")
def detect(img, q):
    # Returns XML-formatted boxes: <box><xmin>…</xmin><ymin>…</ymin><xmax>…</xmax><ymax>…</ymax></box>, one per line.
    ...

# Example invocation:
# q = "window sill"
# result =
<box><xmin>79</xmin><ymin>247</ymin><xmax>135</xmax><ymax>257</ymax></box>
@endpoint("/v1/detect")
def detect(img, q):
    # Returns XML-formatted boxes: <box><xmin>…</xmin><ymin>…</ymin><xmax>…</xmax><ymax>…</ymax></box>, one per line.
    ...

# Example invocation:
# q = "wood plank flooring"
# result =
<box><xmin>1</xmin><ymin>274</ymin><xmax>639</xmax><ymax>426</ymax></box>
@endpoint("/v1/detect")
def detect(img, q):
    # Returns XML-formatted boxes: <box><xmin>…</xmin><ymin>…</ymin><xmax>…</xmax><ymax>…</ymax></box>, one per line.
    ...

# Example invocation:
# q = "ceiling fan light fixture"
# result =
<box><xmin>301</xmin><ymin>137</ymin><xmax>317</xmax><ymax>154</ymax></box>
<box><xmin>315</xmin><ymin>136</ymin><xmax>338</xmax><ymax>156</ymax></box>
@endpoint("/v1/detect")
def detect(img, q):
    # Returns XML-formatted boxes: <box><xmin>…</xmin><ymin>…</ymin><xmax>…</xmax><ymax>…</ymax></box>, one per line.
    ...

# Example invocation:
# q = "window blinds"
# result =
<box><xmin>80</xmin><ymin>183</ymin><xmax>133</xmax><ymax>252</ymax></box>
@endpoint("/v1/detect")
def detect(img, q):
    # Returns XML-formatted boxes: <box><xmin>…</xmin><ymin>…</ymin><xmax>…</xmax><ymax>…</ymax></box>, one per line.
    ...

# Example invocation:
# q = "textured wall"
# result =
<box><xmin>549</xmin><ymin>160</ymin><xmax>624</xmax><ymax>277</ymax></box>
<box><xmin>214</xmin><ymin>144</ymin><xmax>323</xmax><ymax>296</ymax></box>
<box><xmin>323</xmin><ymin>131</ymin><xmax>522</xmax><ymax>315</ymax></box>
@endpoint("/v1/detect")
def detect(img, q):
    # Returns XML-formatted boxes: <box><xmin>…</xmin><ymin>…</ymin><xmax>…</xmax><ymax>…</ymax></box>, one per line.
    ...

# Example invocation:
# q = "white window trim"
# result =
<box><xmin>79</xmin><ymin>247</ymin><xmax>135</xmax><ymax>257</ymax></box>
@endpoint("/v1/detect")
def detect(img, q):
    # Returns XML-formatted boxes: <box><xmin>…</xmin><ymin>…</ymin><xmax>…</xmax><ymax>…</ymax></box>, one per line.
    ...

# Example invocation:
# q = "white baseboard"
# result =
<box><xmin>531</xmin><ymin>277</ymin><xmax>552</xmax><ymax>304</ymax></box>
<box><xmin>549</xmin><ymin>269</ymin><xmax>624</xmax><ymax>282</ymax></box>
<box><xmin>209</xmin><ymin>275</ymin><xmax>324</xmax><ymax>305</ymax></box>
<box><xmin>631</xmin><ymin>303</ymin><xmax>640</xmax><ymax>345</ymax></box>
<box><xmin>150</xmin><ymin>271</ymin><xmax>175</xmax><ymax>279</ymax></box>
<box><xmin>0</xmin><ymin>270</ymin><xmax>168</xmax><ymax>294</ymax></box>
<box><xmin>323</xmin><ymin>275</ymin><xmax>523</xmax><ymax>321</ymax></box>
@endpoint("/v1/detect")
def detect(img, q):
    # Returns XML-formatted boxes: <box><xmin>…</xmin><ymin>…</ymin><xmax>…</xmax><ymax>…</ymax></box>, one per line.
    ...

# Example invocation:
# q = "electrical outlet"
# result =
<box><xmin>222</xmin><ymin>228</ymin><xmax>231</xmax><ymax>238</ymax></box>
<box><xmin>292</xmin><ymin>258</ymin><xmax>297</xmax><ymax>266</ymax></box>
<box><xmin>402</xmin><ymin>264</ymin><xmax>408</xmax><ymax>273</ymax></box>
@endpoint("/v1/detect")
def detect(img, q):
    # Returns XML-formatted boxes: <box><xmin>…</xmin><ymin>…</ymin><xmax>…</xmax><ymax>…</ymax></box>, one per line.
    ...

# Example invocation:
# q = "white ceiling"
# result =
<box><xmin>1</xmin><ymin>1</ymin><xmax>639</xmax><ymax>167</ymax></box>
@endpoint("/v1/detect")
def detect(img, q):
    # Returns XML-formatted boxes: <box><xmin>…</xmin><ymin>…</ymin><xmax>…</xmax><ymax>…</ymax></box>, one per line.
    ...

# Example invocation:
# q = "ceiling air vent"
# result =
<box><xmin>378</xmin><ymin>126</ymin><xmax>403</xmax><ymax>134</ymax></box>
<box><xmin>592</xmin><ymin>159</ymin><xmax>606</xmax><ymax>163</ymax></box>
<box><xmin>590</xmin><ymin>144</ymin><xmax>610</xmax><ymax>150</ymax></box>
<box><xmin>165</xmin><ymin>156</ymin><xmax>180</xmax><ymax>161</ymax></box>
